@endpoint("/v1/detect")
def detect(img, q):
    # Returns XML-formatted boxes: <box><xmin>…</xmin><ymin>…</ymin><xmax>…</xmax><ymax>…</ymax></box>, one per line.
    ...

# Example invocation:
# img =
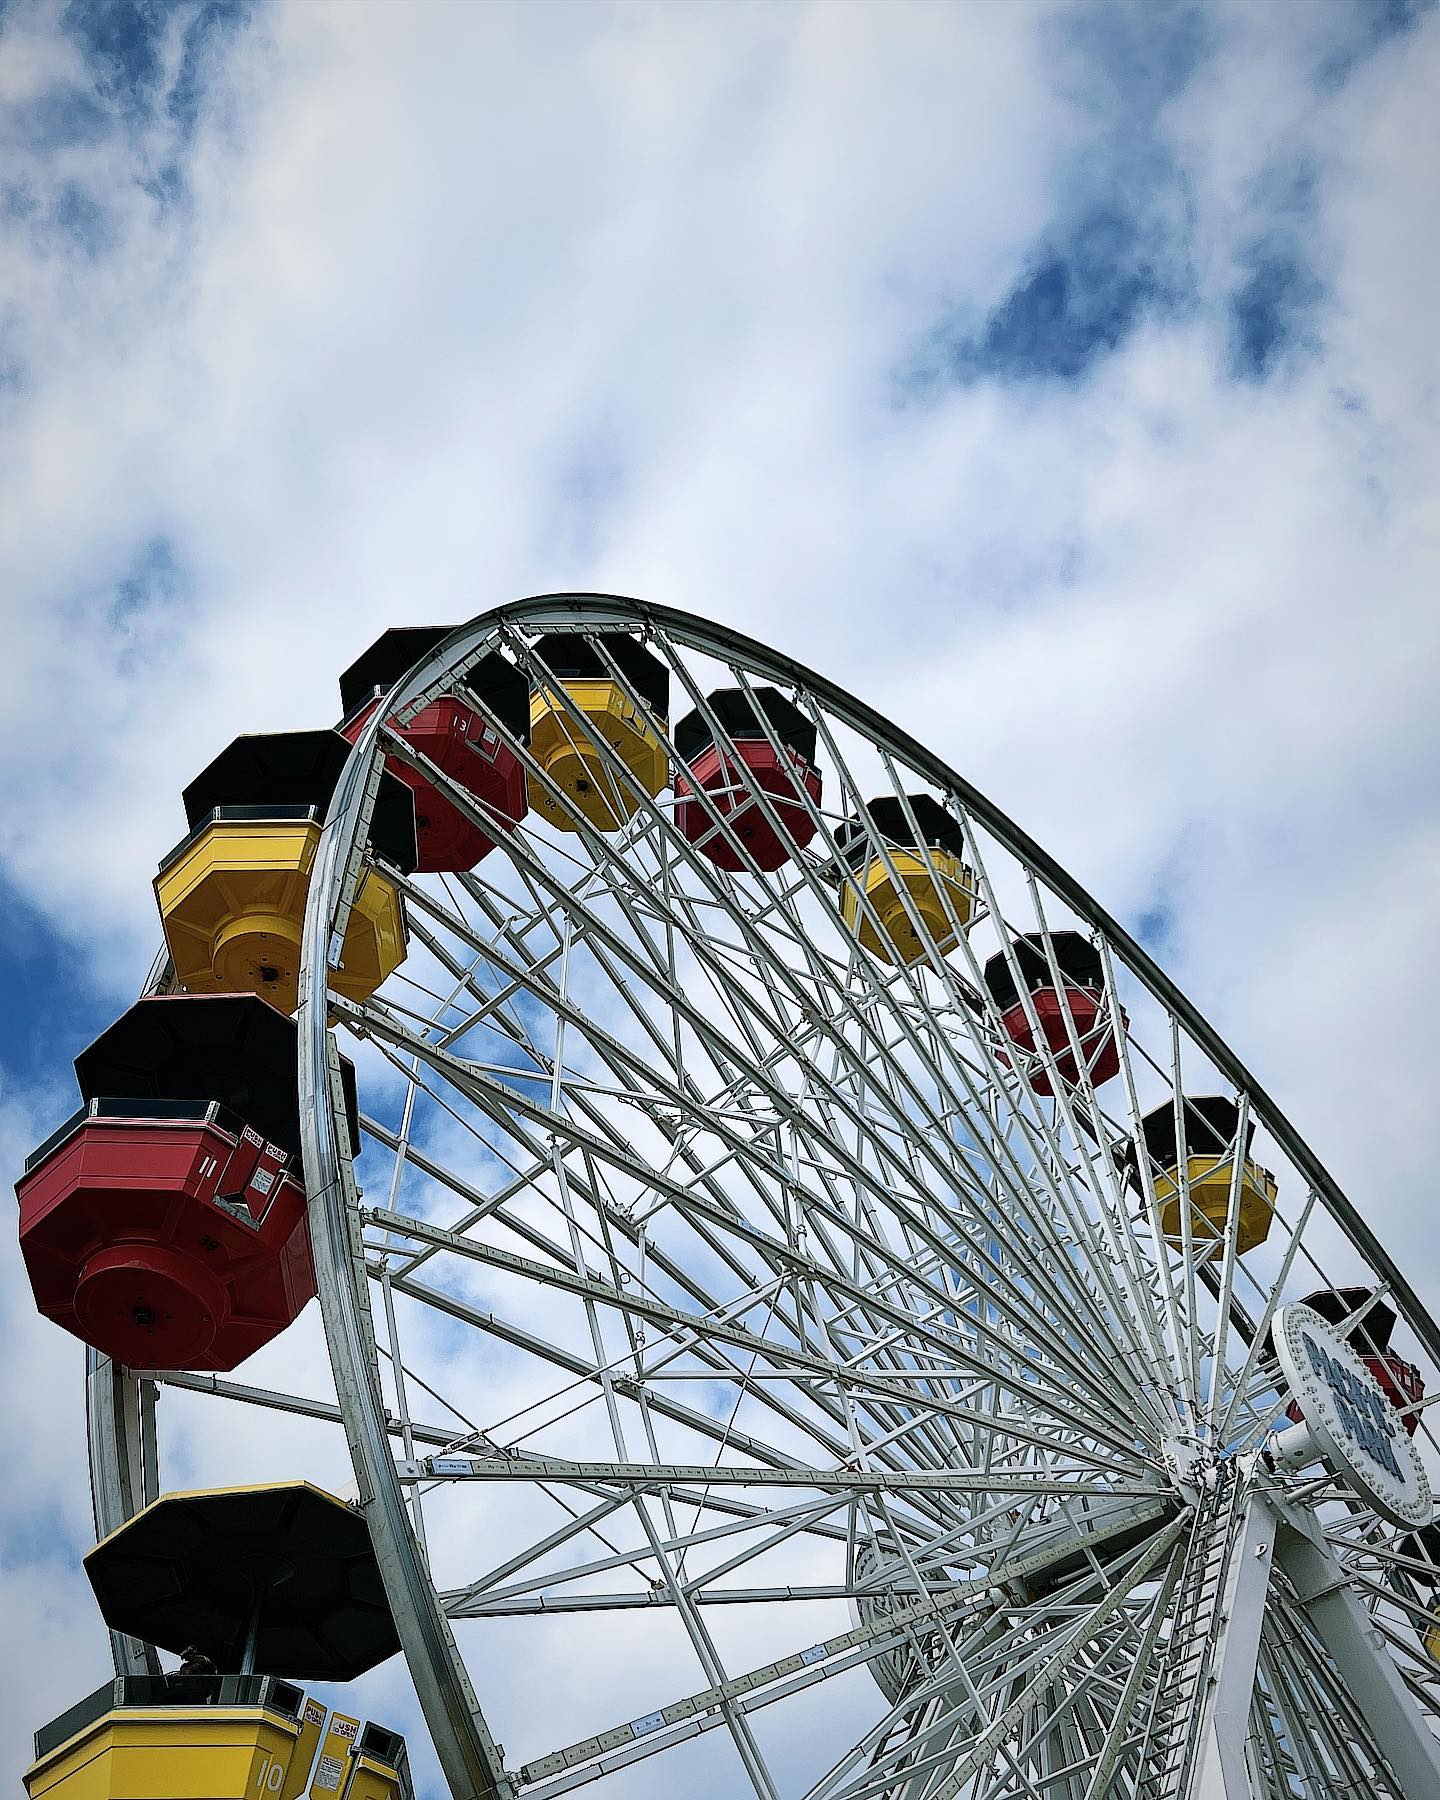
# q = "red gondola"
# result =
<box><xmin>674</xmin><ymin>688</ymin><xmax>821</xmax><ymax>872</ymax></box>
<box><xmin>983</xmin><ymin>933</ymin><xmax>1122</xmax><ymax>1095</ymax></box>
<box><xmin>16</xmin><ymin>995</ymin><xmax>358</xmax><ymax>1371</ymax></box>
<box><xmin>340</xmin><ymin>627</ymin><xmax>529</xmax><ymax>873</ymax></box>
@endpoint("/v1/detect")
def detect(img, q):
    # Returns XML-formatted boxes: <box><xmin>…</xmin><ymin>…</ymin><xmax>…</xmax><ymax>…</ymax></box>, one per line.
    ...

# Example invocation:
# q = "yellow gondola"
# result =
<box><xmin>838</xmin><ymin>795</ymin><xmax>975</xmax><ymax>966</ymax></box>
<box><xmin>26</xmin><ymin>1677</ymin><xmax>309</xmax><ymax>1800</ymax></box>
<box><xmin>156</xmin><ymin>732</ymin><xmax>415</xmax><ymax>1014</ymax></box>
<box><xmin>25</xmin><ymin>1681</ymin><xmax>410</xmax><ymax>1800</ymax></box>
<box><xmin>526</xmin><ymin>632</ymin><xmax>669</xmax><ymax>832</ymax></box>
<box><xmin>1134</xmin><ymin>1096</ymin><xmax>1276</xmax><ymax>1256</ymax></box>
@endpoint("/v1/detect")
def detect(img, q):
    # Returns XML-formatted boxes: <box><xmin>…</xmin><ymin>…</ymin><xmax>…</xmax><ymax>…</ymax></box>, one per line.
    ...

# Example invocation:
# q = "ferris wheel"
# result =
<box><xmin>19</xmin><ymin>595</ymin><xmax>1440</xmax><ymax>1800</ymax></box>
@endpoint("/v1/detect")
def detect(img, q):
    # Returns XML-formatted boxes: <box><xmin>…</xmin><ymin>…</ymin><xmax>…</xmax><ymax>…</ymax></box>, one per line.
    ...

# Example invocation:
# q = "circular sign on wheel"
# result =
<box><xmin>1275</xmin><ymin>1302</ymin><xmax>1432</xmax><ymax>1526</ymax></box>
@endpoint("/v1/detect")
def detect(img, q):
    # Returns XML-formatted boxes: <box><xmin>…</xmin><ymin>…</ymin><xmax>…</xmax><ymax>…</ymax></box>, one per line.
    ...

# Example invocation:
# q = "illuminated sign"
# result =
<box><xmin>1273</xmin><ymin>1302</ymin><xmax>1431</xmax><ymax>1527</ymax></box>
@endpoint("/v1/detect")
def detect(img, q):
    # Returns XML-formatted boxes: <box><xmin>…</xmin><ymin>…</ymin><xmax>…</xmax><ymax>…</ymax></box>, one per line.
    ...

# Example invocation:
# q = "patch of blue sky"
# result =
<box><xmin>0</xmin><ymin>875</ymin><xmax>122</xmax><ymax>1110</ymax></box>
<box><xmin>904</xmin><ymin>206</ymin><xmax>1183</xmax><ymax>397</ymax></box>
<box><xmin>1055</xmin><ymin>0</ymin><xmax>1212</xmax><ymax>117</ymax></box>
<box><xmin>63</xmin><ymin>0</ymin><xmax>247</xmax><ymax>128</ymax></box>
<box><xmin>99</xmin><ymin>534</ymin><xmax>191</xmax><ymax>681</ymax></box>
<box><xmin>51</xmin><ymin>181</ymin><xmax>117</xmax><ymax>257</ymax></box>
<box><xmin>1132</xmin><ymin>901</ymin><xmax>1175</xmax><ymax>956</ymax></box>
<box><xmin>1312</xmin><ymin>0</ymin><xmax>1437</xmax><ymax>91</ymax></box>
<box><xmin>40</xmin><ymin>0</ymin><xmax>252</xmax><ymax>224</ymax></box>
<box><xmin>1228</xmin><ymin>249</ymin><xmax>1324</xmax><ymax>382</ymax></box>
<box><xmin>900</xmin><ymin>2</ymin><xmax>1210</xmax><ymax>399</ymax></box>
<box><xmin>14</xmin><ymin>85</ymin><xmax>111</xmax><ymax>153</ymax></box>
<box><xmin>538</xmin><ymin>426</ymin><xmax>627</xmax><ymax>569</ymax></box>
<box><xmin>1226</xmin><ymin>155</ymin><xmax>1325</xmax><ymax>383</ymax></box>
<box><xmin>2</xmin><ymin>1501</ymin><xmax>93</xmax><ymax>1574</ymax></box>
<box><xmin>64</xmin><ymin>0</ymin><xmax>173</xmax><ymax>109</ymax></box>
<box><xmin>167</xmin><ymin>0</ymin><xmax>251</xmax><ymax>138</ymax></box>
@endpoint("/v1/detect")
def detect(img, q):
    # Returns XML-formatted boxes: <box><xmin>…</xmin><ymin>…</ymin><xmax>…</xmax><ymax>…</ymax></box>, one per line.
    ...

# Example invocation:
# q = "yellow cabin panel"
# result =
<box><xmin>528</xmin><ymin>680</ymin><xmax>668</xmax><ymax>832</ymax></box>
<box><xmin>308</xmin><ymin>1713</ymin><xmax>360</xmax><ymax>1798</ymax></box>
<box><xmin>1153</xmin><ymin>1155</ymin><xmax>1276</xmax><ymax>1256</ymax></box>
<box><xmin>26</xmin><ymin>1707</ymin><xmax>301</xmax><ymax>1800</ymax></box>
<box><xmin>841</xmin><ymin>849</ymin><xmax>975</xmax><ymax>966</ymax></box>
<box><xmin>280</xmin><ymin>1698</ymin><xmax>328</xmax><ymax>1800</ymax></box>
<box><xmin>341</xmin><ymin>1752</ymin><xmax>404</xmax><ymax>1800</ymax></box>
<box><xmin>155</xmin><ymin>821</ymin><xmax>405</xmax><ymax>1014</ymax></box>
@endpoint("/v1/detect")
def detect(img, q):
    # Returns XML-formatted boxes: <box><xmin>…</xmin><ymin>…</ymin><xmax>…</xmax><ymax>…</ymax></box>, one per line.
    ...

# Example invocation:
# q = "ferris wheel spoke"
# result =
<box><xmin>1210</xmin><ymin>1185</ymin><xmax>1318</xmax><ymax>1444</ymax></box>
<box><xmin>377</xmin><ymin>1217</ymin><xmax>1148</xmax><ymax>1480</ymax></box>
<box><xmin>386</xmin><ymin>726</ymin><xmax>1155</xmax><ymax>1417</ymax></box>
<box><xmin>421</xmin><ymin>856</ymin><xmax>1094</xmax><ymax>1389</ymax></box>
<box><xmin>983</xmin><ymin>1624</ymin><xmax>1153</xmax><ymax>1800</ymax></box>
<box><xmin>137</xmin><ymin>1363</ymin><xmax>463</xmax><ymax>1446</ymax></box>
<box><xmin>402</xmin><ymin>1454</ymin><xmax>1156</xmax><ymax>1505</ymax></box>
<box><xmin>1261</xmin><ymin>1594</ymin><xmax>1407</xmax><ymax>1797</ymax></box>
<box><xmin>372</xmin><ymin>1206</ymin><xmax>1148</xmax><ymax>1476</ymax></box>
<box><xmin>348</xmin><ymin>1000</ymin><xmax>1156</xmax><ymax>1467</ymax></box>
<box><xmin>885</xmin><ymin>787</ymin><xmax>1171</xmax><ymax>1395</ymax></box>
<box><xmin>443</xmin><ymin>1490</ymin><xmax>855</xmax><ymax>1617</ymax></box>
<box><xmin>513</xmin><ymin>1521</ymin><xmax>1130</xmax><ymax>1800</ymax></box>
<box><xmin>894</xmin><ymin>1516</ymin><xmax>1187</xmax><ymax>1800</ymax></box>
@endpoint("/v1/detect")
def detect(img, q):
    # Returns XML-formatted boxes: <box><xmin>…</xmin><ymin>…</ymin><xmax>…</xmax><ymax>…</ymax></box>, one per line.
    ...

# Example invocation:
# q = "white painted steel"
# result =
<box><xmin>88</xmin><ymin>598</ymin><xmax>1440</xmax><ymax>1798</ymax></box>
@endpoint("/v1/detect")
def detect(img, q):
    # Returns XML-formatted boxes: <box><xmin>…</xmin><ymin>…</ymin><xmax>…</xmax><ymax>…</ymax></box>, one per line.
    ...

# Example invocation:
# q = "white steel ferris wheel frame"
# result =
<box><xmin>88</xmin><ymin>594</ymin><xmax>1440</xmax><ymax>1800</ymax></box>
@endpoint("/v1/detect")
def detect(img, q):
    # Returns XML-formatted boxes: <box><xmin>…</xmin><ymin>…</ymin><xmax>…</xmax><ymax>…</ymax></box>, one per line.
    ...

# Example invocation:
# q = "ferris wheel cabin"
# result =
<box><xmin>339</xmin><ymin>627</ymin><xmax>530</xmax><ymax>873</ymax></box>
<box><xmin>15</xmin><ymin>995</ymin><xmax>358</xmax><ymax>1371</ymax></box>
<box><xmin>27</xmin><ymin>1482</ymin><xmax>412</xmax><ymax>1800</ymax></box>
<box><xmin>525</xmin><ymin>632</ymin><xmax>670</xmax><ymax>832</ymax></box>
<box><xmin>838</xmin><ymin>795</ymin><xmax>974</xmax><ymax>966</ymax></box>
<box><xmin>1133</xmin><ymin>1094</ymin><xmax>1276</xmax><ymax>1256</ymax></box>
<box><xmin>155</xmin><ymin>730</ymin><xmax>416</xmax><ymax>1016</ymax></box>
<box><xmin>982</xmin><ymin>931</ymin><xmax>1123</xmax><ymax>1094</ymax></box>
<box><xmin>673</xmin><ymin>686</ymin><xmax>822</xmax><ymax>871</ymax></box>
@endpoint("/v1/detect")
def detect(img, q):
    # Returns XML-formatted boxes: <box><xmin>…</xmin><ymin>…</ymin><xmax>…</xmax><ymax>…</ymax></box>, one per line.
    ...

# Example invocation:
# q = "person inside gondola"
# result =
<box><xmin>172</xmin><ymin>1645</ymin><xmax>220</xmax><ymax>1704</ymax></box>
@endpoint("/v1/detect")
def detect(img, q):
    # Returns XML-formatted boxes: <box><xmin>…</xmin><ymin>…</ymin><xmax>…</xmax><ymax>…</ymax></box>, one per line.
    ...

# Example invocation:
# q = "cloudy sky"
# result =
<box><xmin>2</xmin><ymin>0</ymin><xmax>1437</xmax><ymax>1791</ymax></box>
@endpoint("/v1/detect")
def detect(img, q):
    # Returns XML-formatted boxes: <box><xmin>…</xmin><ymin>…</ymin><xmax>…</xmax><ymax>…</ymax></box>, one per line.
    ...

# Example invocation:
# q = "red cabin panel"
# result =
<box><xmin>17</xmin><ymin>1117</ymin><xmax>316</xmax><ymax>1371</ymax></box>
<box><xmin>1286</xmin><ymin>1354</ymin><xmax>1424</xmax><ymax>1437</ymax></box>
<box><xmin>997</xmin><ymin>988</ymin><xmax>1121</xmax><ymax>1096</ymax></box>
<box><xmin>675</xmin><ymin>741</ymin><xmax>822</xmax><ymax>872</ymax></box>
<box><xmin>343</xmin><ymin>695</ymin><xmax>527</xmax><ymax>874</ymax></box>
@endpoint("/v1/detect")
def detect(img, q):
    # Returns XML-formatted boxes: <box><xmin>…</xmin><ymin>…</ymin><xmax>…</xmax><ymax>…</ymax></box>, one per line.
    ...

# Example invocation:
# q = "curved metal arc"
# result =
<box><xmin>299</xmin><ymin>691</ymin><xmax>513</xmax><ymax>1798</ymax></box>
<box><xmin>304</xmin><ymin>594</ymin><xmax>1440</xmax><ymax>1797</ymax></box>
<box><xmin>87</xmin><ymin>1351</ymin><xmax>161</xmax><ymax>1678</ymax></box>
<box><xmin>473</xmin><ymin>592</ymin><xmax>1440</xmax><ymax>1376</ymax></box>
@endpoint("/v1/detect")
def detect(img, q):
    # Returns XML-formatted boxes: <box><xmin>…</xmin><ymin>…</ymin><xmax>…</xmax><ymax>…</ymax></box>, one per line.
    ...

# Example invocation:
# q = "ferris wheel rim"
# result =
<box><xmin>310</xmin><ymin>590</ymin><xmax>1439</xmax><ymax>1376</ymax></box>
<box><xmin>75</xmin><ymin>592</ymin><xmax>1440</xmax><ymax>1798</ymax></box>
<box><xmin>297</xmin><ymin>593</ymin><xmax>1440</xmax><ymax>1797</ymax></box>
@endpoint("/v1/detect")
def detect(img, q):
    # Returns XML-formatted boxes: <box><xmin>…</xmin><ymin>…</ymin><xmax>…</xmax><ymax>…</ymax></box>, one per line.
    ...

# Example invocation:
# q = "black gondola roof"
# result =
<box><xmin>837</xmin><ymin>795</ymin><xmax>963</xmax><ymax>869</ymax></box>
<box><xmin>673</xmin><ymin>687</ymin><xmax>818</xmax><ymax>764</ymax></box>
<box><xmin>338</xmin><ymin>626</ymin><xmax>453</xmax><ymax>715</ymax></box>
<box><xmin>1398</xmin><ymin>1519</ymin><xmax>1440</xmax><ymax>1579</ymax></box>
<box><xmin>85</xmin><ymin>1482</ymin><xmax>400</xmax><ymax>1681</ymax></box>
<box><xmin>982</xmin><ymin>932</ymin><xmax>1104</xmax><ymax>1011</ymax></box>
<box><xmin>1138</xmin><ymin>1095</ymin><xmax>1255</xmax><ymax>1169</ymax></box>
<box><xmin>182</xmin><ymin>729</ymin><xmax>418</xmax><ymax>875</ymax></box>
<box><xmin>529</xmin><ymin>631</ymin><xmax>669</xmax><ymax>716</ymax></box>
<box><xmin>1297</xmin><ymin>1286</ymin><xmax>1397</xmax><ymax>1357</ymax></box>
<box><xmin>339</xmin><ymin>630</ymin><xmax>531</xmax><ymax>741</ymax></box>
<box><xmin>74</xmin><ymin>994</ymin><xmax>360</xmax><ymax>1161</ymax></box>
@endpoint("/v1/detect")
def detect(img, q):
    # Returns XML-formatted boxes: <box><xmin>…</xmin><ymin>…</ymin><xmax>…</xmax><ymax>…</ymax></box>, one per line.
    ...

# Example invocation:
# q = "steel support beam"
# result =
<box><xmin>1270</xmin><ymin>1491</ymin><xmax>1440</xmax><ymax>1800</ymax></box>
<box><xmin>1187</xmin><ymin>1478</ymin><xmax>1277</xmax><ymax>1800</ymax></box>
<box><xmin>86</xmin><ymin>1352</ymin><xmax>160</xmax><ymax>1677</ymax></box>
